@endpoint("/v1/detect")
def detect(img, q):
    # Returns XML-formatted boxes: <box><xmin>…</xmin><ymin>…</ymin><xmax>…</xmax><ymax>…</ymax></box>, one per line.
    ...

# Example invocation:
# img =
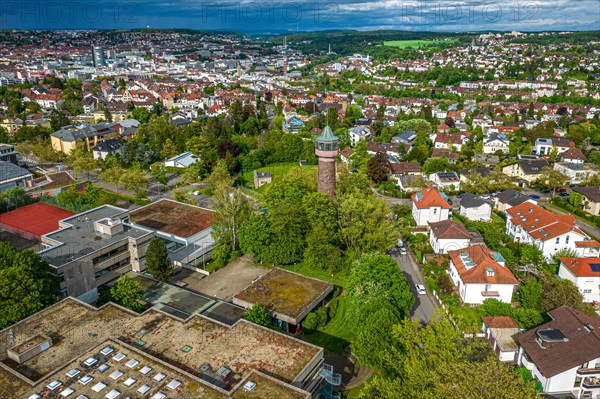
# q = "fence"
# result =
<box><xmin>431</xmin><ymin>290</ymin><xmax>485</xmax><ymax>338</ymax></box>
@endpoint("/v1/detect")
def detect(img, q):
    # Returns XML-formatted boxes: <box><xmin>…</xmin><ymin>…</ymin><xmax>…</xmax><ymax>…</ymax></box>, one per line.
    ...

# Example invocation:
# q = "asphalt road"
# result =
<box><xmin>392</xmin><ymin>247</ymin><xmax>438</xmax><ymax>324</ymax></box>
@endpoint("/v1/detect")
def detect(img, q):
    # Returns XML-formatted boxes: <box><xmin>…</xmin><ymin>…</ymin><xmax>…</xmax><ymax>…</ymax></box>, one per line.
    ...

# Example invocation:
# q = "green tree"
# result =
<box><xmin>161</xmin><ymin>138</ymin><xmax>178</xmax><ymax>159</ymax></box>
<box><xmin>49</xmin><ymin>109</ymin><xmax>70</xmax><ymax>131</ymax></box>
<box><xmin>350</xmin><ymin>139</ymin><xmax>370</xmax><ymax>171</ymax></box>
<box><xmin>151</xmin><ymin>162</ymin><xmax>168</xmax><ymax>187</ymax></box>
<box><xmin>118</xmin><ymin>166</ymin><xmax>149</xmax><ymax>195</ymax></box>
<box><xmin>540</xmin><ymin>274</ymin><xmax>596</xmax><ymax>315</ymax></box>
<box><xmin>145</xmin><ymin>238</ymin><xmax>173</xmax><ymax>282</ymax></box>
<box><xmin>536</xmin><ymin>167</ymin><xmax>568</xmax><ymax>197</ymax></box>
<box><xmin>211</xmin><ymin>188</ymin><xmax>252</xmax><ymax>251</ymax></box>
<box><xmin>108</xmin><ymin>275</ymin><xmax>144</xmax><ymax>312</ymax></box>
<box><xmin>244</xmin><ymin>303</ymin><xmax>270</xmax><ymax>327</ymax></box>
<box><xmin>0</xmin><ymin>242</ymin><xmax>60</xmax><ymax>329</ymax></box>
<box><xmin>204</xmin><ymin>159</ymin><xmax>232</xmax><ymax>193</ymax></box>
<box><xmin>519</xmin><ymin>278</ymin><xmax>543</xmax><ymax>309</ymax></box>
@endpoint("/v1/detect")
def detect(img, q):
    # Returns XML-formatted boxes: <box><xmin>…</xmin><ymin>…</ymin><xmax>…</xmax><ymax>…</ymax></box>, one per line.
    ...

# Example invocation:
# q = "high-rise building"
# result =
<box><xmin>92</xmin><ymin>46</ymin><xmax>105</xmax><ymax>67</ymax></box>
<box><xmin>315</xmin><ymin>125</ymin><xmax>339</xmax><ymax>198</ymax></box>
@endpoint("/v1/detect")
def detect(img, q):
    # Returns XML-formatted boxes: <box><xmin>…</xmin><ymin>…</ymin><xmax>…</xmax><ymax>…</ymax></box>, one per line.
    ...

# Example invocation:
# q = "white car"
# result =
<box><xmin>399</xmin><ymin>247</ymin><xmax>407</xmax><ymax>255</ymax></box>
<box><xmin>416</xmin><ymin>284</ymin><xmax>427</xmax><ymax>295</ymax></box>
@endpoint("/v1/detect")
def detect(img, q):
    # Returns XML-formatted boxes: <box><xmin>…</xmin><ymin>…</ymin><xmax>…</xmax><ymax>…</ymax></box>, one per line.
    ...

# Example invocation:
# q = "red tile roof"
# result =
<box><xmin>411</xmin><ymin>186</ymin><xmax>451</xmax><ymax>209</ymax></box>
<box><xmin>429</xmin><ymin>219</ymin><xmax>472</xmax><ymax>239</ymax></box>
<box><xmin>559</xmin><ymin>257</ymin><xmax>600</xmax><ymax>277</ymax></box>
<box><xmin>506</xmin><ymin>202</ymin><xmax>586</xmax><ymax>241</ymax></box>
<box><xmin>575</xmin><ymin>240</ymin><xmax>600</xmax><ymax>248</ymax></box>
<box><xmin>482</xmin><ymin>316</ymin><xmax>519</xmax><ymax>329</ymax></box>
<box><xmin>513</xmin><ymin>306</ymin><xmax>600</xmax><ymax>378</ymax></box>
<box><xmin>448</xmin><ymin>245</ymin><xmax>518</xmax><ymax>285</ymax></box>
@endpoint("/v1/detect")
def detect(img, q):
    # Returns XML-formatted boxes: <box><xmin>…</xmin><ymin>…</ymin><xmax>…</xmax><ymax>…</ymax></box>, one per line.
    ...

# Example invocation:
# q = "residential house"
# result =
<box><xmin>254</xmin><ymin>170</ymin><xmax>272</xmax><ymax>188</ymax></box>
<box><xmin>448</xmin><ymin>245</ymin><xmax>518</xmax><ymax>305</ymax></box>
<box><xmin>514</xmin><ymin>306</ymin><xmax>600</xmax><ymax>399</ymax></box>
<box><xmin>433</xmin><ymin>133</ymin><xmax>464</xmax><ymax>151</ymax></box>
<box><xmin>164</xmin><ymin>152</ymin><xmax>200</xmax><ymax>168</ymax></box>
<box><xmin>91</xmin><ymin>138</ymin><xmax>123</xmax><ymax>161</ymax></box>
<box><xmin>534</xmin><ymin>137</ymin><xmax>572</xmax><ymax>156</ymax></box>
<box><xmin>558</xmin><ymin>258</ymin><xmax>600</xmax><ymax>303</ymax></box>
<box><xmin>391</xmin><ymin>130</ymin><xmax>417</xmax><ymax>145</ymax></box>
<box><xmin>348</xmin><ymin>126</ymin><xmax>371</xmax><ymax>146</ymax></box>
<box><xmin>431</xmin><ymin>148</ymin><xmax>459</xmax><ymax>164</ymax></box>
<box><xmin>502</xmin><ymin>159</ymin><xmax>550</xmax><ymax>183</ymax></box>
<box><xmin>428</xmin><ymin>219</ymin><xmax>473</xmax><ymax>254</ymax></box>
<box><xmin>429</xmin><ymin>171</ymin><xmax>460</xmax><ymax>190</ymax></box>
<box><xmin>572</xmin><ymin>187</ymin><xmax>600</xmax><ymax>216</ymax></box>
<box><xmin>483</xmin><ymin>134</ymin><xmax>510</xmax><ymax>154</ymax></box>
<box><xmin>0</xmin><ymin>161</ymin><xmax>33</xmax><ymax>193</ymax></box>
<box><xmin>460</xmin><ymin>194</ymin><xmax>492</xmax><ymax>221</ymax></box>
<box><xmin>340</xmin><ymin>147</ymin><xmax>353</xmax><ymax>165</ymax></box>
<box><xmin>391</xmin><ymin>162</ymin><xmax>421</xmax><ymax>178</ymax></box>
<box><xmin>397</xmin><ymin>174</ymin><xmax>426</xmax><ymax>192</ymax></box>
<box><xmin>561</xmin><ymin>143</ymin><xmax>587</xmax><ymax>164</ymax></box>
<box><xmin>554</xmin><ymin>162</ymin><xmax>600</xmax><ymax>185</ymax></box>
<box><xmin>481</xmin><ymin>316</ymin><xmax>520</xmax><ymax>362</ymax></box>
<box><xmin>411</xmin><ymin>186</ymin><xmax>451</xmax><ymax>226</ymax></box>
<box><xmin>506</xmin><ymin>202</ymin><xmax>589</xmax><ymax>260</ymax></box>
<box><xmin>495</xmin><ymin>188</ymin><xmax>534</xmax><ymax>211</ymax></box>
<box><xmin>575</xmin><ymin>241</ymin><xmax>600</xmax><ymax>258</ymax></box>
<box><xmin>282</xmin><ymin>114</ymin><xmax>305</xmax><ymax>133</ymax></box>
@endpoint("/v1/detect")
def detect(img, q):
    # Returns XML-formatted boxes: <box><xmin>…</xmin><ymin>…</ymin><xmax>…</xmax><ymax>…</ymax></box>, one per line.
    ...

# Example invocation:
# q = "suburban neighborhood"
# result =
<box><xmin>0</xmin><ymin>27</ymin><xmax>599</xmax><ymax>399</ymax></box>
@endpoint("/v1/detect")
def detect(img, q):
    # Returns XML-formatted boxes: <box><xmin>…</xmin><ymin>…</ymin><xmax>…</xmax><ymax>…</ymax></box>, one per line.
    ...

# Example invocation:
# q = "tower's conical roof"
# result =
<box><xmin>316</xmin><ymin>125</ymin><xmax>338</xmax><ymax>143</ymax></box>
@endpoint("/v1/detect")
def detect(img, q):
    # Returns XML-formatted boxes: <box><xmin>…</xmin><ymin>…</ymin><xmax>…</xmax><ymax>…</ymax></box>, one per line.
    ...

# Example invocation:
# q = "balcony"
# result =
<box><xmin>582</xmin><ymin>377</ymin><xmax>600</xmax><ymax>389</ymax></box>
<box><xmin>578</xmin><ymin>368</ymin><xmax>600</xmax><ymax>376</ymax></box>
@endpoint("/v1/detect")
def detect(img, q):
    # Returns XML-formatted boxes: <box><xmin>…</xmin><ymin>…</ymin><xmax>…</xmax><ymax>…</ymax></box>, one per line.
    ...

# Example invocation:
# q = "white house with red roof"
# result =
<box><xmin>506</xmin><ymin>202</ymin><xmax>589</xmax><ymax>260</ymax></box>
<box><xmin>558</xmin><ymin>258</ymin><xmax>600</xmax><ymax>303</ymax></box>
<box><xmin>448</xmin><ymin>245</ymin><xmax>518</xmax><ymax>305</ymax></box>
<box><xmin>411</xmin><ymin>186</ymin><xmax>451</xmax><ymax>227</ymax></box>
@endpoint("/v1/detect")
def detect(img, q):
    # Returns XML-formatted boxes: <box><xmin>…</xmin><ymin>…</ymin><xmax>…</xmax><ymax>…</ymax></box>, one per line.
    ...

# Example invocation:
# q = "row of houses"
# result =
<box><xmin>410</xmin><ymin>186</ymin><xmax>600</xmax><ymax>306</ymax></box>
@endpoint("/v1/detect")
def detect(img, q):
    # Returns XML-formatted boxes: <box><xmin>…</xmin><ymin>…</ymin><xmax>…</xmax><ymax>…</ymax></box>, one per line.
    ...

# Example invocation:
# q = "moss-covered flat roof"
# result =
<box><xmin>233</xmin><ymin>268</ymin><xmax>333</xmax><ymax>321</ymax></box>
<box><xmin>129</xmin><ymin>199</ymin><xmax>214</xmax><ymax>238</ymax></box>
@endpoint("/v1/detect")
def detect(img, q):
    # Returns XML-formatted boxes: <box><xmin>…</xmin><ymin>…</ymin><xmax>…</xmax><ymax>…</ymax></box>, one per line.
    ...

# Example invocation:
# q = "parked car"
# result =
<box><xmin>529</xmin><ymin>194</ymin><xmax>541</xmax><ymax>200</ymax></box>
<box><xmin>457</xmin><ymin>193</ymin><xmax>465</xmax><ymax>199</ymax></box>
<box><xmin>559</xmin><ymin>192</ymin><xmax>570</xmax><ymax>197</ymax></box>
<box><xmin>416</xmin><ymin>284</ymin><xmax>427</xmax><ymax>295</ymax></box>
<box><xmin>480</xmin><ymin>194</ymin><xmax>490</xmax><ymax>200</ymax></box>
<box><xmin>556</xmin><ymin>188</ymin><xmax>567</xmax><ymax>193</ymax></box>
<box><xmin>540</xmin><ymin>188</ymin><xmax>550</xmax><ymax>194</ymax></box>
<box><xmin>399</xmin><ymin>247</ymin><xmax>407</xmax><ymax>256</ymax></box>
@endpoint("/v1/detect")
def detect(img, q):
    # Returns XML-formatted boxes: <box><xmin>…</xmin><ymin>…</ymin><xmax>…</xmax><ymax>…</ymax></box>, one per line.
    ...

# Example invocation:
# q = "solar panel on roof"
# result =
<box><xmin>590</xmin><ymin>264</ymin><xmax>600</xmax><ymax>272</ymax></box>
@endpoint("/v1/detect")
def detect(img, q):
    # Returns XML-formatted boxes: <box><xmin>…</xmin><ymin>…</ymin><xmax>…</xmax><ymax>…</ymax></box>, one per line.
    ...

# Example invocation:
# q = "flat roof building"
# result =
<box><xmin>233</xmin><ymin>268</ymin><xmax>333</xmax><ymax>333</ymax></box>
<box><xmin>0</xmin><ymin>202</ymin><xmax>75</xmax><ymax>241</ymax></box>
<box><xmin>0</xmin><ymin>298</ymin><xmax>324</xmax><ymax>398</ymax></box>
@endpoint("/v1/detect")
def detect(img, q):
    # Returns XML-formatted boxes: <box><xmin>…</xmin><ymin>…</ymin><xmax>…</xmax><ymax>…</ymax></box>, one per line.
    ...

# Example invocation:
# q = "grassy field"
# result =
<box><xmin>383</xmin><ymin>39</ymin><xmax>457</xmax><ymax>48</ymax></box>
<box><xmin>239</xmin><ymin>162</ymin><xmax>318</xmax><ymax>192</ymax></box>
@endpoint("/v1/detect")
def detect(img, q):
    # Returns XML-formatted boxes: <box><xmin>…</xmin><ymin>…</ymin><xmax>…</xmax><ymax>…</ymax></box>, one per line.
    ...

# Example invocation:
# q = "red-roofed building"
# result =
<box><xmin>0</xmin><ymin>203</ymin><xmax>75</xmax><ymax>241</ymax></box>
<box><xmin>506</xmin><ymin>202</ymin><xmax>589</xmax><ymax>260</ymax></box>
<box><xmin>558</xmin><ymin>258</ymin><xmax>600</xmax><ymax>303</ymax></box>
<box><xmin>448</xmin><ymin>245</ymin><xmax>518</xmax><ymax>305</ymax></box>
<box><xmin>411</xmin><ymin>186</ymin><xmax>451</xmax><ymax>226</ymax></box>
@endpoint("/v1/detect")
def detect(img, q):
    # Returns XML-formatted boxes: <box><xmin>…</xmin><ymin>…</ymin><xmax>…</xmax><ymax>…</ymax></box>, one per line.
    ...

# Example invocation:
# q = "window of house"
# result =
<box><xmin>565</xmin><ymin>236</ymin><xmax>569</xmax><ymax>244</ymax></box>
<box><xmin>583</xmin><ymin>289</ymin><xmax>592</xmax><ymax>294</ymax></box>
<box><xmin>574</xmin><ymin>377</ymin><xmax>582</xmax><ymax>387</ymax></box>
<box><xmin>555</xmin><ymin>237</ymin><xmax>560</xmax><ymax>244</ymax></box>
<box><xmin>485</xmin><ymin>284</ymin><xmax>491</xmax><ymax>292</ymax></box>
<box><xmin>433</xmin><ymin>208</ymin><xmax>437</xmax><ymax>215</ymax></box>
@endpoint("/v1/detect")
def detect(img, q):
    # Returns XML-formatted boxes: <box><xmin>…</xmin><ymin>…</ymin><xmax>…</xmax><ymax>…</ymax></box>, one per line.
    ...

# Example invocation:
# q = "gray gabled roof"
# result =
<box><xmin>496</xmin><ymin>189</ymin><xmax>529</xmax><ymax>206</ymax></box>
<box><xmin>0</xmin><ymin>160</ymin><xmax>32</xmax><ymax>181</ymax></box>
<box><xmin>460</xmin><ymin>193</ymin><xmax>491</xmax><ymax>208</ymax></box>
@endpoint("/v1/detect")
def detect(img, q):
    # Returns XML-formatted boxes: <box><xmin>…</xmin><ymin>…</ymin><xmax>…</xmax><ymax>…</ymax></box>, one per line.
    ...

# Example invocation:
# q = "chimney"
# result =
<box><xmin>569</xmin><ymin>141</ymin><xmax>574</xmax><ymax>148</ymax></box>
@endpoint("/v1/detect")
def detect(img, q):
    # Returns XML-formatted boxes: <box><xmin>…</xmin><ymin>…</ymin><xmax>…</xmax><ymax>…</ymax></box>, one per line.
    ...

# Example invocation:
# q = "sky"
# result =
<box><xmin>0</xmin><ymin>0</ymin><xmax>598</xmax><ymax>32</ymax></box>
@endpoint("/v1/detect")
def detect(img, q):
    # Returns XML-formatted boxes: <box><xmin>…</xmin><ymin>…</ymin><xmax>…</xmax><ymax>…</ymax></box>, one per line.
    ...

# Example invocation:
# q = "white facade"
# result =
<box><xmin>448</xmin><ymin>261</ymin><xmax>515</xmax><ymax>305</ymax></box>
<box><xmin>430</xmin><ymin>236</ymin><xmax>470</xmax><ymax>254</ymax></box>
<box><xmin>558</xmin><ymin>261</ymin><xmax>600</xmax><ymax>303</ymax></box>
<box><xmin>460</xmin><ymin>203</ymin><xmax>492</xmax><ymax>221</ymax></box>
<box><xmin>348</xmin><ymin>126</ymin><xmax>371</xmax><ymax>146</ymax></box>
<box><xmin>517</xmin><ymin>347</ymin><xmax>600</xmax><ymax>398</ymax></box>
<box><xmin>506</xmin><ymin>219</ymin><xmax>587</xmax><ymax>260</ymax></box>
<box><xmin>483</xmin><ymin>137</ymin><xmax>509</xmax><ymax>154</ymax></box>
<box><xmin>412</xmin><ymin>202</ymin><xmax>450</xmax><ymax>227</ymax></box>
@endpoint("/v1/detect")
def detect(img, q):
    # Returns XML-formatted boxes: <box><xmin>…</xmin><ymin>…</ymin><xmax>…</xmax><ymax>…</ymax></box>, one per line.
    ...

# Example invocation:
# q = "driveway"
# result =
<box><xmin>392</xmin><ymin>247</ymin><xmax>438</xmax><ymax>323</ymax></box>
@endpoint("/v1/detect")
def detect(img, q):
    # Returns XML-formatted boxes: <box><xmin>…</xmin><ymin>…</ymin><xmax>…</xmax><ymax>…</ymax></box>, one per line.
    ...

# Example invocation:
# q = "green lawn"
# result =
<box><xmin>303</xmin><ymin>295</ymin><xmax>355</xmax><ymax>355</ymax></box>
<box><xmin>239</xmin><ymin>162</ymin><xmax>318</xmax><ymax>191</ymax></box>
<box><xmin>383</xmin><ymin>39</ymin><xmax>457</xmax><ymax>48</ymax></box>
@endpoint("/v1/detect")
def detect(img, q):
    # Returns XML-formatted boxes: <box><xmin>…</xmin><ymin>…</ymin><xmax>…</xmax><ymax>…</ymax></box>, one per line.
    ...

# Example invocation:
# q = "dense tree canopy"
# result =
<box><xmin>0</xmin><ymin>242</ymin><xmax>60</xmax><ymax>329</ymax></box>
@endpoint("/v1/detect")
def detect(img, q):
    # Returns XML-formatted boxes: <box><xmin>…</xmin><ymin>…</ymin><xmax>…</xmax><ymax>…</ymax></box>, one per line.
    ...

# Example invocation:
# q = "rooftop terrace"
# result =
<box><xmin>129</xmin><ymin>199</ymin><xmax>214</xmax><ymax>239</ymax></box>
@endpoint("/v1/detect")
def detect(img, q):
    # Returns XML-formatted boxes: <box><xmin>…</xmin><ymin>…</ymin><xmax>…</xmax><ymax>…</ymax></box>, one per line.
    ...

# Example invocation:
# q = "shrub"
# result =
<box><xmin>327</xmin><ymin>297</ymin><xmax>340</xmax><ymax>319</ymax></box>
<box><xmin>316</xmin><ymin>307</ymin><xmax>329</xmax><ymax>328</ymax></box>
<box><xmin>302</xmin><ymin>312</ymin><xmax>318</xmax><ymax>330</ymax></box>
